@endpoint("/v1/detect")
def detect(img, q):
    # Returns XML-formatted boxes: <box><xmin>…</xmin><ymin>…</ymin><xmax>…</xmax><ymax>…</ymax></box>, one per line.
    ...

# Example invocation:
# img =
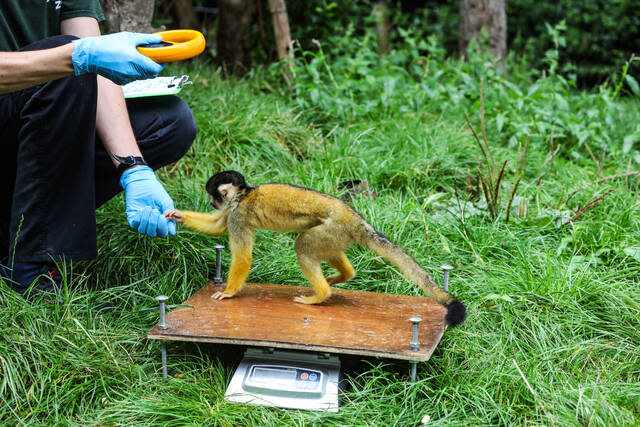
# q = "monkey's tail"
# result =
<box><xmin>353</xmin><ymin>221</ymin><xmax>466</xmax><ymax>327</ymax></box>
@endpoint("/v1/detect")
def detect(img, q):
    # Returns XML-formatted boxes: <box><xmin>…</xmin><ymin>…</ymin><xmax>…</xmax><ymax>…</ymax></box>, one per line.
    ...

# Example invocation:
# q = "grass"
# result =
<box><xmin>1</xmin><ymin>43</ymin><xmax>639</xmax><ymax>425</ymax></box>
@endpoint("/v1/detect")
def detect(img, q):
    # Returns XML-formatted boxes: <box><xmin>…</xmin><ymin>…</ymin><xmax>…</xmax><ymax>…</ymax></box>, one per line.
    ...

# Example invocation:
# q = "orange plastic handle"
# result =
<box><xmin>137</xmin><ymin>29</ymin><xmax>206</xmax><ymax>63</ymax></box>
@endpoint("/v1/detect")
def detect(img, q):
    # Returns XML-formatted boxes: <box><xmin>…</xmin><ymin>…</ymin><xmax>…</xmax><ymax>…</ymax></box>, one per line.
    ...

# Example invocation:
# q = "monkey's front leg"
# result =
<box><xmin>212</xmin><ymin>228</ymin><xmax>254</xmax><ymax>300</ymax></box>
<box><xmin>165</xmin><ymin>209</ymin><xmax>228</xmax><ymax>236</ymax></box>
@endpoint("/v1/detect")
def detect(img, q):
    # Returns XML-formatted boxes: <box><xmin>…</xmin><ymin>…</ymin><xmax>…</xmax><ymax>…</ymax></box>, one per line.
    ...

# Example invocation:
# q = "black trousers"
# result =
<box><xmin>0</xmin><ymin>35</ymin><xmax>197</xmax><ymax>263</ymax></box>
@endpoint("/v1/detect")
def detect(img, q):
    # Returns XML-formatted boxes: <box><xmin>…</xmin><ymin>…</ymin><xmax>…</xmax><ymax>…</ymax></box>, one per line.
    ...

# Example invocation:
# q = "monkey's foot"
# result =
<box><xmin>212</xmin><ymin>291</ymin><xmax>235</xmax><ymax>301</ymax></box>
<box><xmin>326</xmin><ymin>275</ymin><xmax>345</xmax><ymax>286</ymax></box>
<box><xmin>293</xmin><ymin>295</ymin><xmax>328</xmax><ymax>304</ymax></box>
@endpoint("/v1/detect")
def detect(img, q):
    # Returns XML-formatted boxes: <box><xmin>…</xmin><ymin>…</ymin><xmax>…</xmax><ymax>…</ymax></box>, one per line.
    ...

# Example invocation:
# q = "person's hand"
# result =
<box><xmin>120</xmin><ymin>166</ymin><xmax>176</xmax><ymax>238</ymax></box>
<box><xmin>71</xmin><ymin>32</ymin><xmax>164</xmax><ymax>85</ymax></box>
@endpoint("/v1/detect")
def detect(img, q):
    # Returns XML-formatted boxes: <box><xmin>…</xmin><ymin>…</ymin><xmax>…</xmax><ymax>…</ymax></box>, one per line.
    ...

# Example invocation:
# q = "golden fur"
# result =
<box><xmin>166</xmin><ymin>171</ymin><xmax>466</xmax><ymax>327</ymax></box>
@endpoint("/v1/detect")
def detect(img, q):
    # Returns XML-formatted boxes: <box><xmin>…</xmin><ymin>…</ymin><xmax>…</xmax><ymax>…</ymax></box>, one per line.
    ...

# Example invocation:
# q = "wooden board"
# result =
<box><xmin>148</xmin><ymin>283</ymin><xmax>447</xmax><ymax>362</ymax></box>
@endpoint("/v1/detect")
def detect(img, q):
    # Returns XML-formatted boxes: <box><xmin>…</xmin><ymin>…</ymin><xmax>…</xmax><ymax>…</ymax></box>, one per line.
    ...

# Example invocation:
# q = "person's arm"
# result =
<box><xmin>61</xmin><ymin>17</ymin><xmax>176</xmax><ymax>238</ymax></box>
<box><xmin>0</xmin><ymin>45</ymin><xmax>74</xmax><ymax>94</ymax></box>
<box><xmin>61</xmin><ymin>17</ymin><xmax>142</xmax><ymax>166</ymax></box>
<box><xmin>0</xmin><ymin>31</ymin><xmax>163</xmax><ymax>95</ymax></box>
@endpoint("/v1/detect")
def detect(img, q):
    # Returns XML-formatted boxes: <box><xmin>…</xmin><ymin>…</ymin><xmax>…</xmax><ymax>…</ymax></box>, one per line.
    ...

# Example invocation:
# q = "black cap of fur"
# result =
<box><xmin>206</xmin><ymin>170</ymin><xmax>250</xmax><ymax>205</ymax></box>
<box><xmin>445</xmin><ymin>299</ymin><xmax>467</xmax><ymax>327</ymax></box>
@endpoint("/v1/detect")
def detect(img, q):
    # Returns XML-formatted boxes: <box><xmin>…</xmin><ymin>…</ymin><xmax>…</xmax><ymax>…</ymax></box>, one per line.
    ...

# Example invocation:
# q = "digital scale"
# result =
<box><xmin>148</xmin><ymin>257</ymin><xmax>454</xmax><ymax>413</ymax></box>
<box><xmin>225</xmin><ymin>347</ymin><xmax>341</xmax><ymax>412</ymax></box>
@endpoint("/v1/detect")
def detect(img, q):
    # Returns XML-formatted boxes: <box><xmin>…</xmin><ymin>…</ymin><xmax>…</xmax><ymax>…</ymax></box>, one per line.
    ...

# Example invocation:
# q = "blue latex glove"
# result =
<box><xmin>120</xmin><ymin>166</ymin><xmax>176</xmax><ymax>238</ymax></box>
<box><xmin>71</xmin><ymin>32</ymin><xmax>164</xmax><ymax>85</ymax></box>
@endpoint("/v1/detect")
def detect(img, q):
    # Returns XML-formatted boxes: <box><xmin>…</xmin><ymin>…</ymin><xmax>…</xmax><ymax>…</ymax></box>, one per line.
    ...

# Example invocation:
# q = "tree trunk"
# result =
<box><xmin>99</xmin><ymin>0</ymin><xmax>160</xmax><ymax>33</ymax></box>
<box><xmin>459</xmin><ymin>0</ymin><xmax>506</xmax><ymax>66</ymax></box>
<box><xmin>267</xmin><ymin>0</ymin><xmax>293</xmax><ymax>81</ymax></box>
<box><xmin>170</xmin><ymin>0</ymin><xmax>200</xmax><ymax>30</ymax></box>
<box><xmin>217</xmin><ymin>0</ymin><xmax>255</xmax><ymax>77</ymax></box>
<box><xmin>372</xmin><ymin>1</ymin><xmax>391</xmax><ymax>56</ymax></box>
<box><xmin>267</xmin><ymin>0</ymin><xmax>292</xmax><ymax>61</ymax></box>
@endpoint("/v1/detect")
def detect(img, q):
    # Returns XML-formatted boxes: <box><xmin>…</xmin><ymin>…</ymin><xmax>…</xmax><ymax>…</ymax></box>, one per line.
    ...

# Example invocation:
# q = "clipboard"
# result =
<box><xmin>121</xmin><ymin>75</ymin><xmax>192</xmax><ymax>99</ymax></box>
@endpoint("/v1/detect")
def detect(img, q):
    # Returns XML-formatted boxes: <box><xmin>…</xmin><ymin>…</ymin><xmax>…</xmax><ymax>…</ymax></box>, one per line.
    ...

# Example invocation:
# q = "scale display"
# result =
<box><xmin>225</xmin><ymin>348</ymin><xmax>340</xmax><ymax>412</ymax></box>
<box><xmin>244</xmin><ymin>365</ymin><xmax>324</xmax><ymax>396</ymax></box>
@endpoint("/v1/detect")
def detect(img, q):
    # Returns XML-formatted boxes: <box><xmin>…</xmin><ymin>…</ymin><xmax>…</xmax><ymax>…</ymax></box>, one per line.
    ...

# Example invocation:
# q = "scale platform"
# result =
<box><xmin>148</xmin><ymin>282</ymin><xmax>448</xmax><ymax>411</ymax></box>
<box><xmin>148</xmin><ymin>282</ymin><xmax>447</xmax><ymax>362</ymax></box>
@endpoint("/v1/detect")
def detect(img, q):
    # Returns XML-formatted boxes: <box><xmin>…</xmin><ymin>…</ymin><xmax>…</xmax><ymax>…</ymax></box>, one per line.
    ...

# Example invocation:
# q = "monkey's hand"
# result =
<box><xmin>212</xmin><ymin>291</ymin><xmax>236</xmax><ymax>301</ymax></box>
<box><xmin>164</xmin><ymin>210</ymin><xmax>184</xmax><ymax>222</ymax></box>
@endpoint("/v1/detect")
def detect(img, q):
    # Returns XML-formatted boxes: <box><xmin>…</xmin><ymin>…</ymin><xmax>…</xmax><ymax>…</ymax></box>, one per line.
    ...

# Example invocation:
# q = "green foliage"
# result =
<box><xmin>1</xmin><ymin>21</ymin><xmax>640</xmax><ymax>426</ymax></box>
<box><xmin>288</xmin><ymin>0</ymin><xmax>640</xmax><ymax>85</ymax></box>
<box><xmin>506</xmin><ymin>0</ymin><xmax>640</xmax><ymax>84</ymax></box>
<box><xmin>288</xmin><ymin>18</ymin><xmax>638</xmax><ymax>166</ymax></box>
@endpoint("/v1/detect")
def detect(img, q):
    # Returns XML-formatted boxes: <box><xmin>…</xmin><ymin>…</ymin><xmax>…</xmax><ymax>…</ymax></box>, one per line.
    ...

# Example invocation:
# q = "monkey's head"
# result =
<box><xmin>206</xmin><ymin>170</ymin><xmax>251</xmax><ymax>209</ymax></box>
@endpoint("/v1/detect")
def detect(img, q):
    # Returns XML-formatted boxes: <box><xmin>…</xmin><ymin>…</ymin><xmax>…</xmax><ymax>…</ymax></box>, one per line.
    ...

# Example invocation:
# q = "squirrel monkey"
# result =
<box><xmin>165</xmin><ymin>171</ymin><xmax>466</xmax><ymax>327</ymax></box>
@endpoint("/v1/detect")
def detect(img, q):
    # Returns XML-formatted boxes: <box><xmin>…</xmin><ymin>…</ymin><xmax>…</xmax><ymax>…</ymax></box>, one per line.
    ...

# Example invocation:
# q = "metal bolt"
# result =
<box><xmin>303</xmin><ymin>317</ymin><xmax>309</xmax><ymax>324</ymax></box>
<box><xmin>214</xmin><ymin>245</ymin><xmax>225</xmax><ymax>285</ymax></box>
<box><xmin>410</xmin><ymin>361</ymin><xmax>418</xmax><ymax>382</ymax></box>
<box><xmin>156</xmin><ymin>295</ymin><xmax>169</xmax><ymax>330</ymax></box>
<box><xmin>409</xmin><ymin>316</ymin><xmax>423</xmax><ymax>351</ymax></box>
<box><xmin>161</xmin><ymin>342</ymin><xmax>168</xmax><ymax>378</ymax></box>
<box><xmin>441</xmin><ymin>264</ymin><xmax>454</xmax><ymax>292</ymax></box>
<box><xmin>408</xmin><ymin>316</ymin><xmax>423</xmax><ymax>382</ymax></box>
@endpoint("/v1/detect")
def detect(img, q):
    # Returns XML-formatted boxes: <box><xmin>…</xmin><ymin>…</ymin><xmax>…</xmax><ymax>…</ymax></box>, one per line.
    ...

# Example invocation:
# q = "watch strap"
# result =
<box><xmin>112</xmin><ymin>154</ymin><xmax>149</xmax><ymax>174</ymax></box>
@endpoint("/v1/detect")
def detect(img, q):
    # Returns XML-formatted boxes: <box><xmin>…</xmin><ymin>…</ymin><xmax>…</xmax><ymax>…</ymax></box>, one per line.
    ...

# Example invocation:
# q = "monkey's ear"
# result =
<box><xmin>218</xmin><ymin>183</ymin><xmax>237</xmax><ymax>200</ymax></box>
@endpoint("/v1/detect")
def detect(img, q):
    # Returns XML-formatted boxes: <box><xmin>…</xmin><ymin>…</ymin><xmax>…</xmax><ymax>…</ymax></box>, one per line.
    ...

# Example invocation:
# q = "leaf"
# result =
<box><xmin>622</xmin><ymin>133</ymin><xmax>639</xmax><ymax>154</ymax></box>
<box><xmin>625</xmin><ymin>74</ymin><xmax>640</xmax><ymax>97</ymax></box>
<box><xmin>555</xmin><ymin>93</ymin><xmax>569</xmax><ymax>111</ymax></box>
<box><xmin>568</xmin><ymin>255</ymin><xmax>586</xmax><ymax>272</ymax></box>
<box><xmin>556</xmin><ymin>236</ymin><xmax>573</xmax><ymax>256</ymax></box>
<box><xmin>310</xmin><ymin>89</ymin><xmax>319</xmax><ymax>104</ymax></box>
<box><xmin>522</xmin><ymin>216</ymin><xmax>553</xmax><ymax>228</ymax></box>
<box><xmin>496</xmin><ymin>113</ymin><xmax>506</xmax><ymax>132</ymax></box>
<box><xmin>623</xmin><ymin>247</ymin><xmax>640</xmax><ymax>263</ymax></box>
<box><xmin>439</xmin><ymin>233</ymin><xmax>451</xmax><ymax>254</ymax></box>
<box><xmin>526</xmin><ymin>83</ymin><xmax>540</xmax><ymax>98</ymax></box>
<box><xmin>422</xmin><ymin>192</ymin><xmax>447</xmax><ymax>208</ymax></box>
<box><xmin>484</xmin><ymin>293</ymin><xmax>514</xmax><ymax>303</ymax></box>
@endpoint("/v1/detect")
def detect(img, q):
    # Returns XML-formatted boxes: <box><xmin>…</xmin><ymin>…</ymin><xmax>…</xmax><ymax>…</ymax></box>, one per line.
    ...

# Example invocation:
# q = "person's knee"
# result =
<box><xmin>175</xmin><ymin>98</ymin><xmax>197</xmax><ymax>154</ymax></box>
<box><xmin>126</xmin><ymin>96</ymin><xmax>197</xmax><ymax>168</ymax></box>
<box><xmin>167</xmin><ymin>98</ymin><xmax>197</xmax><ymax>162</ymax></box>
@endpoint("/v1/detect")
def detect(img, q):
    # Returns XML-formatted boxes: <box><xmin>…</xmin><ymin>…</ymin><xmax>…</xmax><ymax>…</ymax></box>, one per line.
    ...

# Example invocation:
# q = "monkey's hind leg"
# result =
<box><xmin>326</xmin><ymin>252</ymin><xmax>355</xmax><ymax>286</ymax></box>
<box><xmin>294</xmin><ymin>253</ymin><xmax>332</xmax><ymax>304</ymax></box>
<box><xmin>293</xmin><ymin>224</ymin><xmax>351</xmax><ymax>304</ymax></box>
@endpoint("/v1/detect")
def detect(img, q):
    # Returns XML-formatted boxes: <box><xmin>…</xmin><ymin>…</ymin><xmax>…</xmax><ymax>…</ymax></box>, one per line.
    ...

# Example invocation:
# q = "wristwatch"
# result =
<box><xmin>113</xmin><ymin>154</ymin><xmax>149</xmax><ymax>174</ymax></box>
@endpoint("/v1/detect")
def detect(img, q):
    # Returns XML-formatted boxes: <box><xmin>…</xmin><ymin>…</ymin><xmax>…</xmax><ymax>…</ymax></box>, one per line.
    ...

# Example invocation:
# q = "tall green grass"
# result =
<box><xmin>1</xmin><ymin>31</ymin><xmax>639</xmax><ymax>425</ymax></box>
